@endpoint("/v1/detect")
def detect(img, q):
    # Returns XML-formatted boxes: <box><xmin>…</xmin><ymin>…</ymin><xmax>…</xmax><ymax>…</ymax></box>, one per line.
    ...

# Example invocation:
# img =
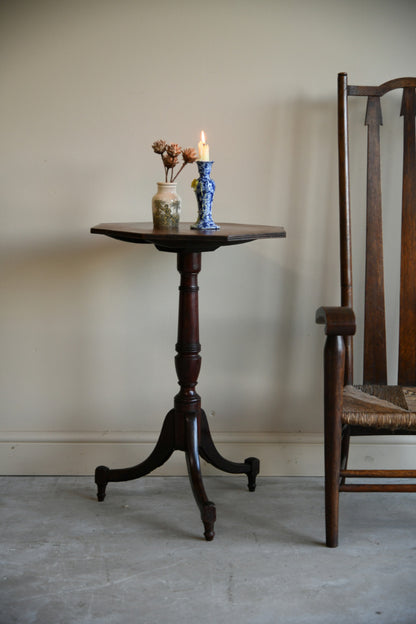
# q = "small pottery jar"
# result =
<box><xmin>152</xmin><ymin>182</ymin><xmax>181</xmax><ymax>229</ymax></box>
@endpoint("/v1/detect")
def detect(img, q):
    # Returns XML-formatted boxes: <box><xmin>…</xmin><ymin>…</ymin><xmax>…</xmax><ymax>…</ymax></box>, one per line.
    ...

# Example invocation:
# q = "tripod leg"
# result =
<box><xmin>185</xmin><ymin>413</ymin><xmax>216</xmax><ymax>541</ymax></box>
<box><xmin>95</xmin><ymin>409</ymin><xmax>175</xmax><ymax>501</ymax></box>
<box><xmin>198</xmin><ymin>410</ymin><xmax>260</xmax><ymax>491</ymax></box>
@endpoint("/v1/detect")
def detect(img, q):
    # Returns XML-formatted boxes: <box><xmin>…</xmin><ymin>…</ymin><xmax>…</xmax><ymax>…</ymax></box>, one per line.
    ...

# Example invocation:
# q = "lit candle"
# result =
<box><xmin>198</xmin><ymin>130</ymin><xmax>210</xmax><ymax>161</ymax></box>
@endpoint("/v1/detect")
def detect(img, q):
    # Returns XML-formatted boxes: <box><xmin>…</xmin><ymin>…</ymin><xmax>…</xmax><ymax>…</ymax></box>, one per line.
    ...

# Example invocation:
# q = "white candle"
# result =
<box><xmin>198</xmin><ymin>130</ymin><xmax>210</xmax><ymax>161</ymax></box>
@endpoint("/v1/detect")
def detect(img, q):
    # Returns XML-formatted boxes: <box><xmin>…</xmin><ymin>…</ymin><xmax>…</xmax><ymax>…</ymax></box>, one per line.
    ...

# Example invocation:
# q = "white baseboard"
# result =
<box><xmin>1</xmin><ymin>431</ymin><xmax>415</xmax><ymax>476</ymax></box>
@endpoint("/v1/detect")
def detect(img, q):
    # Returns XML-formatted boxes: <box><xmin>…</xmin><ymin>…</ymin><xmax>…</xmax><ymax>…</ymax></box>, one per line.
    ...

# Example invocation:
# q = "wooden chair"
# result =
<box><xmin>316</xmin><ymin>73</ymin><xmax>416</xmax><ymax>547</ymax></box>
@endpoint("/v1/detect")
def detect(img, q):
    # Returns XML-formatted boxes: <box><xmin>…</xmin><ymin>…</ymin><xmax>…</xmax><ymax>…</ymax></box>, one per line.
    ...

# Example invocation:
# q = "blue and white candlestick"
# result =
<box><xmin>191</xmin><ymin>161</ymin><xmax>220</xmax><ymax>230</ymax></box>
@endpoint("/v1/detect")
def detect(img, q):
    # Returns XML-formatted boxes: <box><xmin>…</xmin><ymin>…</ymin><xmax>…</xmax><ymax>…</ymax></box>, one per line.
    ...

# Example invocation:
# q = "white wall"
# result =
<box><xmin>1</xmin><ymin>0</ymin><xmax>416</xmax><ymax>475</ymax></box>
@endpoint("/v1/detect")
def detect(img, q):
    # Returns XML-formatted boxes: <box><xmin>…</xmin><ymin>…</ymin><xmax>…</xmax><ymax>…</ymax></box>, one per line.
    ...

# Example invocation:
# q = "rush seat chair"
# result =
<box><xmin>316</xmin><ymin>73</ymin><xmax>416</xmax><ymax>547</ymax></box>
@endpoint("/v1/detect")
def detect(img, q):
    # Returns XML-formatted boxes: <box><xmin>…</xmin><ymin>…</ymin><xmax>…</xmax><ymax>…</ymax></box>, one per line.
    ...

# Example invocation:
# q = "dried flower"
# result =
<box><xmin>162</xmin><ymin>154</ymin><xmax>179</xmax><ymax>169</ymax></box>
<box><xmin>182</xmin><ymin>148</ymin><xmax>198</xmax><ymax>164</ymax></box>
<box><xmin>153</xmin><ymin>139</ymin><xmax>198</xmax><ymax>182</ymax></box>
<box><xmin>166</xmin><ymin>143</ymin><xmax>182</xmax><ymax>158</ymax></box>
<box><xmin>152</xmin><ymin>139</ymin><xmax>166</xmax><ymax>154</ymax></box>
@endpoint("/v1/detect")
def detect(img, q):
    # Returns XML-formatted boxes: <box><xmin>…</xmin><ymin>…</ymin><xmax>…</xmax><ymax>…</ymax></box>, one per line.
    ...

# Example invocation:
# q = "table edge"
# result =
<box><xmin>91</xmin><ymin>222</ymin><xmax>286</xmax><ymax>244</ymax></box>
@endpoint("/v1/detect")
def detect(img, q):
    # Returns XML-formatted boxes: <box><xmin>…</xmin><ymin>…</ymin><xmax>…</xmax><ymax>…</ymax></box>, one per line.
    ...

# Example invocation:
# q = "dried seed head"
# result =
<box><xmin>182</xmin><ymin>148</ymin><xmax>198</xmax><ymax>164</ymax></box>
<box><xmin>152</xmin><ymin>139</ymin><xmax>166</xmax><ymax>154</ymax></box>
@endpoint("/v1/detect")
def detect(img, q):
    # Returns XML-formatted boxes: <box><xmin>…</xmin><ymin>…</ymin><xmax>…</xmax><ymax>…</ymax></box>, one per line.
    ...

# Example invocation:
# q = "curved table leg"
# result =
<box><xmin>95</xmin><ymin>409</ymin><xmax>176</xmax><ymax>501</ymax></box>
<box><xmin>199</xmin><ymin>409</ymin><xmax>260</xmax><ymax>492</ymax></box>
<box><xmin>185</xmin><ymin>413</ymin><xmax>216</xmax><ymax>541</ymax></box>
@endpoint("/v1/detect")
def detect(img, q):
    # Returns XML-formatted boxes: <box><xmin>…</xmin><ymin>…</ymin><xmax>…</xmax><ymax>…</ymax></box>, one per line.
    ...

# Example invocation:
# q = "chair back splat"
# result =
<box><xmin>399</xmin><ymin>86</ymin><xmax>416</xmax><ymax>386</ymax></box>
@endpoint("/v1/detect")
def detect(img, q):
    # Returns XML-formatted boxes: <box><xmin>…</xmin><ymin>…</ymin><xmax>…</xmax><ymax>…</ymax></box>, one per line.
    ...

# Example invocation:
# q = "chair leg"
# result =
<box><xmin>324</xmin><ymin>416</ymin><xmax>342</xmax><ymax>548</ymax></box>
<box><xmin>340</xmin><ymin>426</ymin><xmax>350</xmax><ymax>485</ymax></box>
<box><xmin>323</xmin><ymin>335</ymin><xmax>345</xmax><ymax>548</ymax></box>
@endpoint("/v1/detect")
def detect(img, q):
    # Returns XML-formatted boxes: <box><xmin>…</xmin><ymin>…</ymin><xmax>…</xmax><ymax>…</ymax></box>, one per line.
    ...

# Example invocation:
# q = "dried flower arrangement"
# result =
<box><xmin>152</xmin><ymin>140</ymin><xmax>198</xmax><ymax>182</ymax></box>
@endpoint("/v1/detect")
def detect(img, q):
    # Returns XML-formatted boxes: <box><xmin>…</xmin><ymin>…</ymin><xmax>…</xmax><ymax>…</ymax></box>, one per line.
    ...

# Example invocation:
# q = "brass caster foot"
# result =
<box><xmin>245</xmin><ymin>457</ymin><xmax>260</xmax><ymax>492</ymax></box>
<box><xmin>95</xmin><ymin>465</ymin><xmax>110</xmax><ymax>502</ymax></box>
<box><xmin>202</xmin><ymin>502</ymin><xmax>216</xmax><ymax>541</ymax></box>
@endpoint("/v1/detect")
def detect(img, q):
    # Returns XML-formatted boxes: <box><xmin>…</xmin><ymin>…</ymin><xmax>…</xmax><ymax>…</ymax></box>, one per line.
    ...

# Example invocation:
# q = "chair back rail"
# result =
<box><xmin>338</xmin><ymin>73</ymin><xmax>354</xmax><ymax>385</ymax></box>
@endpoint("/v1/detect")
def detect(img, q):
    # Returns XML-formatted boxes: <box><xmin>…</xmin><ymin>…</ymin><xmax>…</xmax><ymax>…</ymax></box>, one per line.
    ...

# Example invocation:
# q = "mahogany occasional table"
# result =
<box><xmin>91</xmin><ymin>222</ymin><xmax>286</xmax><ymax>540</ymax></box>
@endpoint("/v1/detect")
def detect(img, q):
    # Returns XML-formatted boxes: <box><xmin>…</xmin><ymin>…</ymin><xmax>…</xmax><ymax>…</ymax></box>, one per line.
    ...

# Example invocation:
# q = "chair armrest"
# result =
<box><xmin>315</xmin><ymin>306</ymin><xmax>356</xmax><ymax>336</ymax></box>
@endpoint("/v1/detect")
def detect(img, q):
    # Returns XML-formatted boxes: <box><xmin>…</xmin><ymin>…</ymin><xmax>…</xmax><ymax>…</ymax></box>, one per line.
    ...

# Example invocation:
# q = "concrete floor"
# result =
<box><xmin>0</xmin><ymin>476</ymin><xmax>414</xmax><ymax>624</ymax></box>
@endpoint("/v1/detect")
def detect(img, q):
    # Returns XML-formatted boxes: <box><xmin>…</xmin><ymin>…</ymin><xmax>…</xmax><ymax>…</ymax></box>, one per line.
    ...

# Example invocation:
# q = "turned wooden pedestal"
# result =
<box><xmin>91</xmin><ymin>222</ymin><xmax>285</xmax><ymax>540</ymax></box>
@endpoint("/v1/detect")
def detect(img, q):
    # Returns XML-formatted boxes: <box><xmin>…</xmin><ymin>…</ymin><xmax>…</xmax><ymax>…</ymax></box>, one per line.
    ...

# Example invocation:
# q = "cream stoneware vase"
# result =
<box><xmin>152</xmin><ymin>182</ymin><xmax>181</xmax><ymax>229</ymax></box>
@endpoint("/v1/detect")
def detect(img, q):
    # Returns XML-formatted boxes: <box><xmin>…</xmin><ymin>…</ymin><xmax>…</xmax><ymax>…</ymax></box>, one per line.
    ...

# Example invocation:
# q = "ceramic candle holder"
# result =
<box><xmin>191</xmin><ymin>161</ymin><xmax>220</xmax><ymax>230</ymax></box>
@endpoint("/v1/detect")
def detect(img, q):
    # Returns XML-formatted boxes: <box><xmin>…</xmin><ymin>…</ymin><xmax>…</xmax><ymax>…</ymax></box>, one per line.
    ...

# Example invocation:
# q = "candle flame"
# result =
<box><xmin>201</xmin><ymin>130</ymin><xmax>206</xmax><ymax>144</ymax></box>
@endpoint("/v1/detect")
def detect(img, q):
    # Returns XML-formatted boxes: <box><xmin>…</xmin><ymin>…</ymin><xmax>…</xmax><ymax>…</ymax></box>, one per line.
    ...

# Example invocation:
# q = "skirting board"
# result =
<box><xmin>0</xmin><ymin>432</ymin><xmax>415</xmax><ymax>476</ymax></box>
